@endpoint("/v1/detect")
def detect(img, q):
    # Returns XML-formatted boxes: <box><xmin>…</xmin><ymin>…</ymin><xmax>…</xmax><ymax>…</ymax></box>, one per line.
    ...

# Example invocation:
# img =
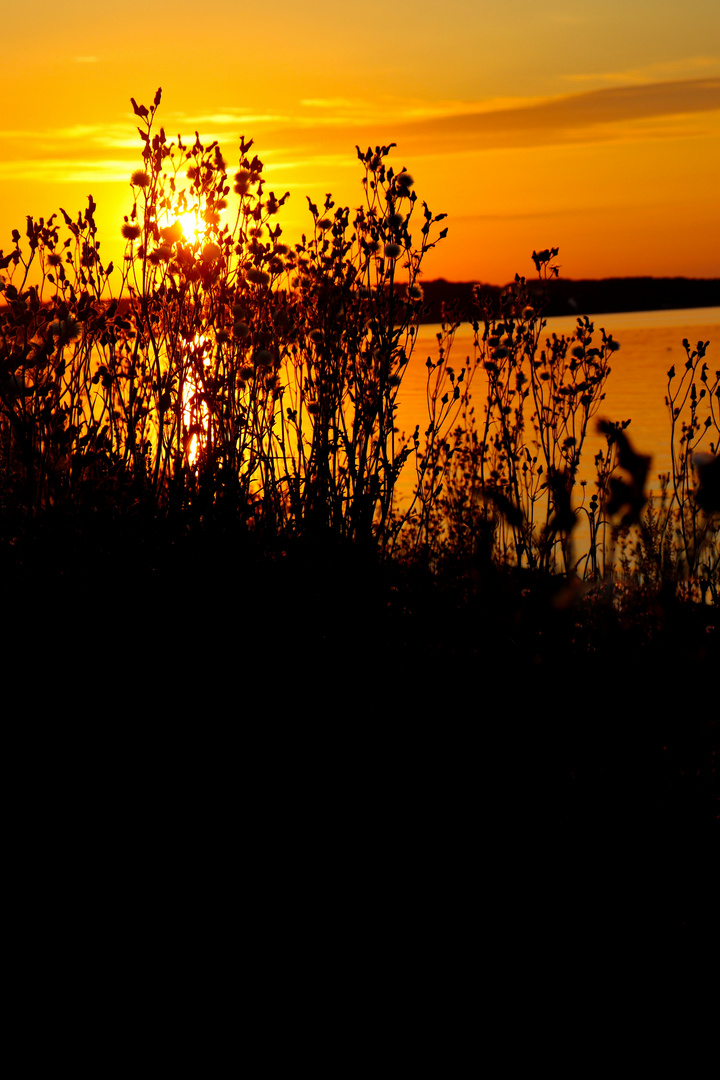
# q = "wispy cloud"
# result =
<box><xmin>263</xmin><ymin>78</ymin><xmax>720</xmax><ymax>156</ymax></box>
<box><xmin>164</xmin><ymin>111</ymin><xmax>288</xmax><ymax>128</ymax></box>
<box><xmin>0</xmin><ymin>78</ymin><xmax>716</xmax><ymax>187</ymax></box>
<box><xmin>562</xmin><ymin>56</ymin><xmax>719</xmax><ymax>86</ymax></box>
<box><xmin>301</xmin><ymin>98</ymin><xmax>368</xmax><ymax>109</ymax></box>
<box><xmin>0</xmin><ymin>159</ymin><xmax>132</xmax><ymax>184</ymax></box>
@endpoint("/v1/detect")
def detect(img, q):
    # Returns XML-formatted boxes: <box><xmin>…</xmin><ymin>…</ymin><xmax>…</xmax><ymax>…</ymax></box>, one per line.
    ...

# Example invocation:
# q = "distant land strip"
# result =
<box><xmin>418</xmin><ymin>277</ymin><xmax>720</xmax><ymax>322</ymax></box>
<box><xmin>1</xmin><ymin>276</ymin><xmax>717</xmax><ymax>324</ymax></box>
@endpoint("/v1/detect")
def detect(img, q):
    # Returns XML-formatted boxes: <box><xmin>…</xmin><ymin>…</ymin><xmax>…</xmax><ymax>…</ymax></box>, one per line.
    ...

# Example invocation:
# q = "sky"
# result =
<box><xmin>1</xmin><ymin>0</ymin><xmax>719</xmax><ymax>284</ymax></box>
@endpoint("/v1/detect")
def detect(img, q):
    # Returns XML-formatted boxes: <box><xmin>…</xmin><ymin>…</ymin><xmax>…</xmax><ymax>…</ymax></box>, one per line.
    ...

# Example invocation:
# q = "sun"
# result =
<box><xmin>176</xmin><ymin>210</ymin><xmax>204</xmax><ymax>245</ymax></box>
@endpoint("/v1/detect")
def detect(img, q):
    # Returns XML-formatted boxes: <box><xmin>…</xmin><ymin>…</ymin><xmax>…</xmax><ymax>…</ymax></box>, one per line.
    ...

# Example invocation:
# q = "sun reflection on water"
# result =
<box><xmin>182</xmin><ymin>332</ymin><xmax>211</xmax><ymax>466</ymax></box>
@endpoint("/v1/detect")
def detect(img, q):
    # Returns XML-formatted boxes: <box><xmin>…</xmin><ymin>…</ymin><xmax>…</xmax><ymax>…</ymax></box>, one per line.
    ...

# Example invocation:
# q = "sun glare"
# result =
<box><xmin>177</xmin><ymin>211</ymin><xmax>204</xmax><ymax>245</ymax></box>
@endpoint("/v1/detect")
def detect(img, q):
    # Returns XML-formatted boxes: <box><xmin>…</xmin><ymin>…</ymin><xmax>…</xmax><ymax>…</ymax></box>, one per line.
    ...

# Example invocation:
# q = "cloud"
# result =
<box><xmin>164</xmin><ymin>111</ymin><xmax>288</xmax><ymax>128</ymax></box>
<box><xmin>0</xmin><ymin>159</ymin><xmax>132</xmax><ymax>184</ymax></box>
<box><xmin>0</xmin><ymin>78</ymin><xmax>717</xmax><ymax>188</ymax></box>
<box><xmin>406</xmin><ymin>77</ymin><xmax>720</xmax><ymax>143</ymax></box>
<box><xmin>562</xmin><ymin>56</ymin><xmax>719</xmax><ymax>86</ymax></box>
<box><xmin>261</xmin><ymin>78</ymin><xmax>720</xmax><ymax>156</ymax></box>
<box><xmin>301</xmin><ymin>98</ymin><xmax>369</xmax><ymax>109</ymax></box>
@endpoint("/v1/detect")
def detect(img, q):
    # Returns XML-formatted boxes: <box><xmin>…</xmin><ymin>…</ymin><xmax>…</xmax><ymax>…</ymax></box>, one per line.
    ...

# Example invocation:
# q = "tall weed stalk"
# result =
<box><xmin>0</xmin><ymin>90</ymin><xmax>448</xmax><ymax>553</ymax></box>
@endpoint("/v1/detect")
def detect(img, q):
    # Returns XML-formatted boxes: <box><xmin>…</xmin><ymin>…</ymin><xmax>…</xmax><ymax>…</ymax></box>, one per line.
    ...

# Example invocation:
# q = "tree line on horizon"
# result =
<box><xmin>417</xmin><ymin>276</ymin><xmax>720</xmax><ymax>322</ymax></box>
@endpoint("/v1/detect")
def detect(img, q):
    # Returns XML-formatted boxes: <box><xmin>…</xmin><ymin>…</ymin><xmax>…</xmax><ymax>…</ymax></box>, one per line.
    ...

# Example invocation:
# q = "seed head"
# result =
<box><xmin>395</xmin><ymin>172</ymin><xmax>414</xmax><ymax>197</ymax></box>
<box><xmin>384</xmin><ymin>243</ymin><xmax>402</xmax><ymax>260</ymax></box>
<box><xmin>246</xmin><ymin>267</ymin><xmax>271</xmax><ymax>287</ymax></box>
<box><xmin>160</xmin><ymin>222</ymin><xmax>183</xmax><ymax>245</ymax></box>
<box><xmin>49</xmin><ymin>318</ymin><xmax>80</xmax><ymax>341</ymax></box>
<box><xmin>234</xmin><ymin>169</ymin><xmax>251</xmax><ymax>195</ymax></box>
<box><xmin>131</xmin><ymin>169</ymin><xmax>150</xmax><ymax>188</ymax></box>
<box><xmin>121</xmin><ymin>222</ymin><xmax>142</xmax><ymax>241</ymax></box>
<box><xmin>201</xmin><ymin>241</ymin><xmax>223</xmax><ymax>263</ymax></box>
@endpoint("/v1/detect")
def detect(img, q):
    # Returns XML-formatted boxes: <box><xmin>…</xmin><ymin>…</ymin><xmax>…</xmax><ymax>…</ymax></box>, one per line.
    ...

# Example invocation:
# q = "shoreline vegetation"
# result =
<box><xmin>1</xmin><ymin>90</ymin><xmax>716</xmax><ymax>934</ymax></box>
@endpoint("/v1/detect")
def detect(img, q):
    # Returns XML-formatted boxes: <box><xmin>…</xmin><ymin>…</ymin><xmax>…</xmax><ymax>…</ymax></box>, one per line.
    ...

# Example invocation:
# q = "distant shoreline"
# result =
<box><xmin>417</xmin><ymin>277</ymin><xmax>720</xmax><ymax>322</ymax></box>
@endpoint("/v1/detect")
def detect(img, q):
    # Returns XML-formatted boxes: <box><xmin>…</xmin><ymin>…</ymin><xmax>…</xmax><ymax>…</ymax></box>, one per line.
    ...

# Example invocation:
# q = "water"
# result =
<box><xmin>395</xmin><ymin>307</ymin><xmax>720</xmax><ymax>507</ymax></box>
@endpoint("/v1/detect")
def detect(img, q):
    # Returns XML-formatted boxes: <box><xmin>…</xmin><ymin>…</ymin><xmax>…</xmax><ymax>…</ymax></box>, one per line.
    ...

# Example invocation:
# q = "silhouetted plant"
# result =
<box><xmin>654</xmin><ymin>338</ymin><xmax>720</xmax><ymax>598</ymax></box>
<box><xmin>421</xmin><ymin>250</ymin><xmax>617</xmax><ymax>574</ymax></box>
<box><xmin>1</xmin><ymin>91</ymin><xmax>717</xmax><ymax>611</ymax></box>
<box><xmin>1</xmin><ymin>89</ymin><xmax>448</xmax><ymax>551</ymax></box>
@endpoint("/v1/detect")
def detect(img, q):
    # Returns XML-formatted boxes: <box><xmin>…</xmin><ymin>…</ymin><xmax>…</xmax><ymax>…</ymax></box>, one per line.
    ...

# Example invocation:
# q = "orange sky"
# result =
<box><xmin>1</xmin><ymin>0</ymin><xmax>719</xmax><ymax>284</ymax></box>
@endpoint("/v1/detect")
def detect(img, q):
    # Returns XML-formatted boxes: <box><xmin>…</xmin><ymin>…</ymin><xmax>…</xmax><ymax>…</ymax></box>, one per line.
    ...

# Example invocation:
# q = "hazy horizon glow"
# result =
<box><xmin>1</xmin><ymin>0</ymin><xmax>719</xmax><ymax>284</ymax></box>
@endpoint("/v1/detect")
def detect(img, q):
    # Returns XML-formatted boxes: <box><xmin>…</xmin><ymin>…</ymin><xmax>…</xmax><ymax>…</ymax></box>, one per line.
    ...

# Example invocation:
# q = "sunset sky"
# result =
<box><xmin>2</xmin><ymin>0</ymin><xmax>719</xmax><ymax>284</ymax></box>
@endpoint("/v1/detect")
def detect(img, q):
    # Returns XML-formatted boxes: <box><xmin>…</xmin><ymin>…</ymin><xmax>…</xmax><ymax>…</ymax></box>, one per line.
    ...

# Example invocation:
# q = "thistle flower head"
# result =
<box><xmin>395</xmin><ymin>171</ymin><xmax>414</xmax><ymax>197</ymax></box>
<box><xmin>49</xmin><ymin>318</ymin><xmax>80</xmax><ymax>341</ymax></box>
<box><xmin>384</xmin><ymin>243</ymin><xmax>402</xmax><ymax>260</ymax></box>
<box><xmin>121</xmin><ymin>222</ymin><xmax>142</xmax><ymax>241</ymax></box>
<box><xmin>160</xmin><ymin>222</ymin><xmax>183</xmax><ymax>245</ymax></box>
<box><xmin>201</xmin><ymin>241</ymin><xmax>223</xmax><ymax>263</ymax></box>
<box><xmin>131</xmin><ymin>169</ymin><xmax>150</xmax><ymax>188</ymax></box>
<box><xmin>246</xmin><ymin>267</ymin><xmax>271</xmax><ymax>287</ymax></box>
<box><xmin>234</xmin><ymin>169</ymin><xmax>251</xmax><ymax>195</ymax></box>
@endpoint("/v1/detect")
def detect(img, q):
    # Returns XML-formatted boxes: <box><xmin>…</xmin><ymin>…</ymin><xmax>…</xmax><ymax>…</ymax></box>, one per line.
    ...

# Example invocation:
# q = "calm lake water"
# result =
<box><xmin>394</xmin><ymin>306</ymin><xmax>720</xmax><ymax>505</ymax></box>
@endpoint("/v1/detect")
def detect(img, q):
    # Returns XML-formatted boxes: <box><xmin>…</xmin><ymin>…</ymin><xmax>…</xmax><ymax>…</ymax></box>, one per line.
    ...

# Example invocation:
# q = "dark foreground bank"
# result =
<box><xmin>2</xmin><ymin>511</ymin><xmax>716</xmax><ymax>941</ymax></box>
